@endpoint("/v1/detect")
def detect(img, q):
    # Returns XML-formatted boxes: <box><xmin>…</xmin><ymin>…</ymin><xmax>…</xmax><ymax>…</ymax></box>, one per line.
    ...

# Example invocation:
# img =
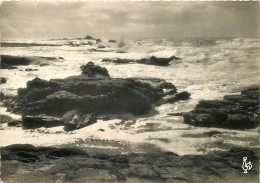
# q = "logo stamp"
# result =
<box><xmin>242</xmin><ymin>157</ymin><xmax>252</xmax><ymax>173</ymax></box>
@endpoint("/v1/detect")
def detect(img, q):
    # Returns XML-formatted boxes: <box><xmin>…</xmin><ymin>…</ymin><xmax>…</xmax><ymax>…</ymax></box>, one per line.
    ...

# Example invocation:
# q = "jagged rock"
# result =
<box><xmin>22</xmin><ymin>115</ymin><xmax>63</xmax><ymax>129</ymax></box>
<box><xmin>183</xmin><ymin>86</ymin><xmax>259</xmax><ymax>129</ymax></box>
<box><xmin>7</xmin><ymin>68</ymin><xmax>185</xmax><ymax>116</ymax></box>
<box><xmin>102</xmin><ymin>55</ymin><xmax>181</xmax><ymax>66</ymax></box>
<box><xmin>85</xmin><ymin>35</ymin><xmax>94</xmax><ymax>40</ymax></box>
<box><xmin>1</xmin><ymin>144</ymin><xmax>258</xmax><ymax>182</ymax></box>
<box><xmin>80</xmin><ymin>62</ymin><xmax>110</xmax><ymax>77</ymax></box>
<box><xmin>63</xmin><ymin>110</ymin><xmax>97</xmax><ymax>131</ymax></box>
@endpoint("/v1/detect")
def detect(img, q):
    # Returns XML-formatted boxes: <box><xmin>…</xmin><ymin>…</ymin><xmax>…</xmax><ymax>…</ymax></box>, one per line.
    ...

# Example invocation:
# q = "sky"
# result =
<box><xmin>0</xmin><ymin>1</ymin><xmax>259</xmax><ymax>39</ymax></box>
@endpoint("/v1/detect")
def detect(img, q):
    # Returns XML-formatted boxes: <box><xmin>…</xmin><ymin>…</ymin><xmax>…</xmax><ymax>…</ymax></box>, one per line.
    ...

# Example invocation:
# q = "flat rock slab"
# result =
<box><xmin>183</xmin><ymin>86</ymin><xmax>259</xmax><ymax>129</ymax></box>
<box><xmin>1</xmin><ymin>144</ymin><xmax>258</xmax><ymax>183</ymax></box>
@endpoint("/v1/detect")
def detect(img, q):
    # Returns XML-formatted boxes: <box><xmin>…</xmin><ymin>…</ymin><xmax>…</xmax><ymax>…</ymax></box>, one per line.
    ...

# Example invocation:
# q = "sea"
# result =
<box><xmin>0</xmin><ymin>37</ymin><xmax>259</xmax><ymax>155</ymax></box>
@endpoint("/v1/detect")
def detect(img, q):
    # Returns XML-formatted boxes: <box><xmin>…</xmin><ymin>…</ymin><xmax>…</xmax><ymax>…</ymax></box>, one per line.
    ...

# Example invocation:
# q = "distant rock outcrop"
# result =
<box><xmin>102</xmin><ymin>55</ymin><xmax>181</xmax><ymax>66</ymax></box>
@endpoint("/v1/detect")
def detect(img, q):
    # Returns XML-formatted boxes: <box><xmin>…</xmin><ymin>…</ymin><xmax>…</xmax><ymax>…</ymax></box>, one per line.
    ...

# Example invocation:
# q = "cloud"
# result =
<box><xmin>0</xmin><ymin>1</ymin><xmax>258</xmax><ymax>39</ymax></box>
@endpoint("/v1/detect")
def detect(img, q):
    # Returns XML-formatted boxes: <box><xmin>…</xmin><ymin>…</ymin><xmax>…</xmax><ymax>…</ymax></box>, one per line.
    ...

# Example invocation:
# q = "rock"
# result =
<box><xmin>108</xmin><ymin>39</ymin><xmax>117</xmax><ymax>43</ymax></box>
<box><xmin>203</xmin><ymin>130</ymin><xmax>222</xmax><ymax>137</ymax></box>
<box><xmin>102</xmin><ymin>55</ymin><xmax>181</xmax><ymax>66</ymax></box>
<box><xmin>159</xmin><ymin>91</ymin><xmax>191</xmax><ymax>105</ymax></box>
<box><xmin>183</xmin><ymin>86</ymin><xmax>259</xmax><ymax>129</ymax></box>
<box><xmin>98</xmin><ymin>45</ymin><xmax>106</xmax><ymax>49</ymax></box>
<box><xmin>1</xmin><ymin>145</ymin><xmax>258</xmax><ymax>182</ymax></box>
<box><xmin>25</xmin><ymin>68</ymin><xmax>38</xmax><ymax>72</ymax></box>
<box><xmin>1</xmin><ymin>144</ymin><xmax>89</xmax><ymax>163</ymax></box>
<box><xmin>7</xmin><ymin>66</ymin><xmax>183</xmax><ymax>116</ymax></box>
<box><xmin>63</xmin><ymin>110</ymin><xmax>97</xmax><ymax>131</ymax></box>
<box><xmin>22</xmin><ymin>115</ymin><xmax>63</xmax><ymax>129</ymax></box>
<box><xmin>0</xmin><ymin>77</ymin><xmax>7</xmax><ymax>84</ymax></box>
<box><xmin>96</xmin><ymin>39</ymin><xmax>102</xmax><ymax>43</ymax></box>
<box><xmin>1</xmin><ymin>55</ymin><xmax>32</xmax><ymax>68</ymax></box>
<box><xmin>85</xmin><ymin>35</ymin><xmax>94</xmax><ymax>40</ymax></box>
<box><xmin>8</xmin><ymin>120</ymin><xmax>22</xmax><ymax>127</ymax></box>
<box><xmin>80</xmin><ymin>62</ymin><xmax>110</xmax><ymax>77</ymax></box>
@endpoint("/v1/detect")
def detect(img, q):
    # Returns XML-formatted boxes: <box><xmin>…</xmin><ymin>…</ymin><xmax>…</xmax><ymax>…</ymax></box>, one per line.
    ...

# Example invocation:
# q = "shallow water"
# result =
<box><xmin>0</xmin><ymin>37</ymin><xmax>259</xmax><ymax>155</ymax></box>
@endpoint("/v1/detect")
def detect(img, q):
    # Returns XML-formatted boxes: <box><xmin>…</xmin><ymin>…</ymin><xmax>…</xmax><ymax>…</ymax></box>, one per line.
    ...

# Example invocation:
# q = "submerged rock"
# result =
<box><xmin>102</xmin><ymin>55</ymin><xmax>181</xmax><ymax>66</ymax></box>
<box><xmin>1</xmin><ymin>144</ymin><xmax>258</xmax><ymax>182</ymax></box>
<box><xmin>63</xmin><ymin>110</ymin><xmax>97</xmax><ymax>131</ymax></box>
<box><xmin>183</xmin><ymin>86</ymin><xmax>259</xmax><ymax>129</ymax></box>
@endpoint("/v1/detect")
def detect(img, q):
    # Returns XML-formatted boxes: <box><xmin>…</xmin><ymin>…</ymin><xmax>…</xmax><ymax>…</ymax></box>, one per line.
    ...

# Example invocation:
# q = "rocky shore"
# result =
<box><xmin>1</xmin><ymin>144</ymin><xmax>258</xmax><ymax>183</ymax></box>
<box><xmin>183</xmin><ymin>86</ymin><xmax>259</xmax><ymax>129</ymax></box>
<box><xmin>2</xmin><ymin>62</ymin><xmax>190</xmax><ymax>131</ymax></box>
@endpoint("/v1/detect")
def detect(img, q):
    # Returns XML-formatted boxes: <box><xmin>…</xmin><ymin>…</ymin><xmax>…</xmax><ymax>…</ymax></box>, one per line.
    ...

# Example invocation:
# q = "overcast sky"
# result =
<box><xmin>0</xmin><ymin>1</ymin><xmax>259</xmax><ymax>39</ymax></box>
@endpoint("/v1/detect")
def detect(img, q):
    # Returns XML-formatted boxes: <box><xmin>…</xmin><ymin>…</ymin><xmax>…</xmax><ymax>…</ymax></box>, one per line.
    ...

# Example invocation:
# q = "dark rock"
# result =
<box><xmin>96</xmin><ymin>39</ymin><xmax>102</xmax><ymax>43</ymax></box>
<box><xmin>159</xmin><ymin>91</ymin><xmax>191</xmax><ymax>105</ymax></box>
<box><xmin>102</xmin><ymin>55</ymin><xmax>181</xmax><ymax>66</ymax></box>
<box><xmin>25</xmin><ymin>68</ymin><xmax>38</xmax><ymax>72</ymax></box>
<box><xmin>22</xmin><ymin>115</ymin><xmax>63</xmax><ymax>129</ymax></box>
<box><xmin>203</xmin><ymin>130</ymin><xmax>222</xmax><ymax>137</ymax></box>
<box><xmin>8</xmin><ymin>68</ymin><xmax>182</xmax><ymax>116</ymax></box>
<box><xmin>183</xmin><ymin>86</ymin><xmax>259</xmax><ymax>129</ymax></box>
<box><xmin>7</xmin><ymin>120</ymin><xmax>22</xmax><ymax>127</ymax></box>
<box><xmin>80</xmin><ymin>62</ymin><xmax>110</xmax><ymax>77</ymax></box>
<box><xmin>47</xmin><ymin>148</ymin><xmax>89</xmax><ymax>157</ymax></box>
<box><xmin>0</xmin><ymin>77</ymin><xmax>7</xmax><ymax>84</ymax></box>
<box><xmin>63</xmin><ymin>110</ymin><xmax>97</xmax><ymax>131</ymax></box>
<box><xmin>108</xmin><ymin>40</ymin><xmax>117</xmax><ymax>43</ymax></box>
<box><xmin>1</xmin><ymin>145</ymin><xmax>258</xmax><ymax>182</ymax></box>
<box><xmin>98</xmin><ymin>45</ymin><xmax>106</xmax><ymax>49</ymax></box>
<box><xmin>85</xmin><ymin>35</ymin><xmax>94</xmax><ymax>40</ymax></box>
<box><xmin>1</xmin><ymin>55</ymin><xmax>32</xmax><ymax>69</ymax></box>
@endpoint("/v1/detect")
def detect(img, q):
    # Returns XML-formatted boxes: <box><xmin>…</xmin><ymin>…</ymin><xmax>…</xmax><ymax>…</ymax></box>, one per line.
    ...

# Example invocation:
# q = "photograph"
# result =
<box><xmin>0</xmin><ymin>1</ymin><xmax>259</xmax><ymax>182</ymax></box>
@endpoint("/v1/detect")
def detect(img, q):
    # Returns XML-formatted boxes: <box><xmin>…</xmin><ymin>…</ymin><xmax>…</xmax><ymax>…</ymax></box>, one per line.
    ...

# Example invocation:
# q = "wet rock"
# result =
<box><xmin>159</xmin><ymin>91</ymin><xmax>191</xmax><ymax>105</ymax></box>
<box><xmin>183</xmin><ymin>86</ymin><xmax>259</xmax><ymax>129</ymax></box>
<box><xmin>80</xmin><ymin>62</ymin><xmax>110</xmax><ymax>77</ymax></box>
<box><xmin>96</xmin><ymin>39</ymin><xmax>102</xmax><ymax>43</ymax></box>
<box><xmin>25</xmin><ymin>68</ymin><xmax>38</xmax><ymax>72</ymax></box>
<box><xmin>1</xmin><ymin>145</ymin><xmax>258</xmax><ymax>182</ymax></box>
<box><xmin>98</xmin><ymin>45</ymin><xmax>106</xmax><ymax>49</ymax></box>
<box><xmin>203</xmin><ymin>130</ymin><xmax>222</xmax><ymax>137</ymax></box>
<box><xmin>0</xmin><ymin>77</ymin><xmax>7</xmax><ymax>84</ymax></box>
<box><xmin>1</xmin><ymin>55</ymin><xmax>32</xmax><ymax>68</ymax></box>
<box><xmin>108</xmin><ymin>39</ymin><xmax>117</xmax><ymax>43</ymax></box>
<box><xmin>8</xmin><ymin>120</ymin><xmax>22</xmax><ymax>127</ymax></box>
<box><xmin>22</xmin><ymin>115</ymin><xmax>63</xmax><ymax>129</ymax></box>
<box><xmin>102</xmin><ymin>55</ymin><xmax>181</xmax><ymax>66</ymax></box>
<box><xmin>8</xmin><ymin>66</ymin><xmax>183</xmax><ymax>116</ymax></box>
<box><xmin>63</xmin><ymin>110</ymin><xmax>97</xmax><ymax>131</ymax></box>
